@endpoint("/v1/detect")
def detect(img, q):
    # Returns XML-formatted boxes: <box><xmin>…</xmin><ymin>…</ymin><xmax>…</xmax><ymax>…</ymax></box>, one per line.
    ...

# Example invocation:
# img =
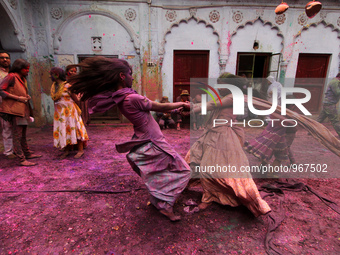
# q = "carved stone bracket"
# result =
<box><xmin>90</xmin><ymin>4</ymin><xmax>98</xmax><ymax>11</ymax></box>
<box><xmin>189</xmin><ymin>8</ymin><xmax>197</xmax><ymax>18</ymax></box>
<box><xmin>219</xmin><ymin>58</ymin><xmax>227</xmax><ymax>71</ymax></box>
<box><xmin>8</xmin><ymin>0</ymin><xmax>18</xmax><ymax>10</ymax></box>
<box><xmin>320</xmin><ymin>11</ymin><xmax>327</xmax><ymax>20</ymax></box>
<box><xmin>91</xmin><ymin>36</ymin><xmax>102</xmax><ymax>51</ymax></box>
<box><xmin>19</xmin><ymin>38</ymin><xmax>26</xmax><ymax>52</ymax></box>
<box><xmin>256</xmin><ymin>9</ymin><xmax>264</xmax><ymax>18</ymax></box>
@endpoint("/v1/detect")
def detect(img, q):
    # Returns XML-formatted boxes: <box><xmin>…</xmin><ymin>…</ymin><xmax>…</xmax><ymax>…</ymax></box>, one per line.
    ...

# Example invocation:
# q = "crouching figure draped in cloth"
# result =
<box><xmin>68</xmin><ymin>57</ymin><xmax>191</xmax><ymax>221</ymax></box>
<box><xmin>188</xmin><ymin>73</ymin><xmax>271</xmax><ymax>217</ymax></box>
<box><xmin>187</xmin><ymin>73</ymin><xmax>340</xmax><ymax>217</ymax></box>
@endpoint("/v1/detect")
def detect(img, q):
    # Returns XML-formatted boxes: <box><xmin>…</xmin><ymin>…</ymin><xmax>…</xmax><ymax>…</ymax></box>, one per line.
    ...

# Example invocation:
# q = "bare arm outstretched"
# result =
<box><xmin>151</xmin><ymin>101</ymin><xmax>190</xmax><ymax>113</ymax></box>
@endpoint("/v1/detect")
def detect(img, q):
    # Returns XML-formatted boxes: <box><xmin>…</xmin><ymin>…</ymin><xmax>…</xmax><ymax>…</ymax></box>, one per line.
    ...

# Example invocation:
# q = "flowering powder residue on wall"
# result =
<box><xmin>141</xmin><ymin>52</ymin><xmax>162</xmax><ymax>101</ymax></box>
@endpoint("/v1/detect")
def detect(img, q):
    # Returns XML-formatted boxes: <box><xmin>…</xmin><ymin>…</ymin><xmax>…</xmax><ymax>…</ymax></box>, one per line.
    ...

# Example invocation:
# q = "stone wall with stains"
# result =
<box><xmin>27</xmin><ymin>58</ymin><xmax>54</xmax><ymax>126</ymax></box>
<box><xmin>141</xmin><ymin>52</ymin><xmax>162</xmax><ymax>101</ymax></box>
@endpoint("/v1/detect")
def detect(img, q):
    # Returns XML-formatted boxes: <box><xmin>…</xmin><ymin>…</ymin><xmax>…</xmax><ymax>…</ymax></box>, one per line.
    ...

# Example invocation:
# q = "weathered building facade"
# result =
<box><xmin>1</xmin><ymin>0</ymin><xmax>340</xmax><ymax>125</ymax></box>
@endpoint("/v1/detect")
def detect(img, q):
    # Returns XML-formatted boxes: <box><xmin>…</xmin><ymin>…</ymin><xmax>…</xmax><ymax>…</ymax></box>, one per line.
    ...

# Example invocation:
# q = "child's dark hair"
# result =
<box><xmin>68</xmin><ymin>57</ymin><xmax>132</xmax><ymax>101</ymax></box>
<box><xmin>50</xmin><ymin>67</ymin><xmax>67</xmax><ymax>82</ymax></box>
<box><xmin>9</xmin><ymin>59</ymin><xmax>29</xmax><ymax>74</ymax></box>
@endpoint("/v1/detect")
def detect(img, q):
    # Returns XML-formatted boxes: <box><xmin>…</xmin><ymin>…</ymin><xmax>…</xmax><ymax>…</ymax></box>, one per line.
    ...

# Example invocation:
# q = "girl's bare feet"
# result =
<box><xmin>20</xmin><ymin>160</ymin><xmax>37</xmax><ymax>166</ymax></box>
<box><xmin>198</xmin><ymin>202</ymin><xmax>212</xmax><ymax>210</ymax></box>
<box><xmin>74</xmin><ymin>151</ymin><xmax>84</xmax><ymax>159</ymax></box>
<box><xmin>160</xmin><ymin>208</ymin><xmax>181</xmax><ymax>221</ymax></box>
<box><xmin>75</xmin><ymin>140</ymin><xmax>85</xmax><ymax>158</ymax></box>
<box><xmin>59</xmin><ymin>151</ymin><xmax>69</xmax><ymax>159</ymax></box>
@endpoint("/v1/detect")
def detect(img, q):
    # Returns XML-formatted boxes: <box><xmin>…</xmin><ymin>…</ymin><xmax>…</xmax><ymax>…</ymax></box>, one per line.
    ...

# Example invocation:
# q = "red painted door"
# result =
<box><xmin>294</xmin><ymin>54</ymin><xmax>330</xmax><ymax>113</ymax></box>
<box><xmin>173</xmin><ymin>50</ymin><xmax>209</xmax><ymax>102</ymax></box>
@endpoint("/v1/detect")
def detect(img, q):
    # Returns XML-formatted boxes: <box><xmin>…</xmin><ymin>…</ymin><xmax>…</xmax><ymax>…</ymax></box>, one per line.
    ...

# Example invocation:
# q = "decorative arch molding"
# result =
<box><xmin>159</xmin><ymin>16</ymin><xmax>221</xmax><ymax>57</ymax></box>
<box><xmin>0</xmin><ymin>0</ymin><xmax>26</xmax><ymax>51</ymax></box>
<box><xmin>52</xmin><ymin>9</ymin><xmax>140</xmax><ymax>54</ymax></box>
<box><xmin>292</xmin><ymin>20</ymin><xmax>340</xmax><ymax>71</ymax></box>
<box><xmin>230</xmin><ymin>17</ymin><xmax>285</xmax><ymax>53</ymax></box>
<box><xmin>293</xmin><ymin>20</ymin><xmax>340</xmax><ymax>40</ymax></box>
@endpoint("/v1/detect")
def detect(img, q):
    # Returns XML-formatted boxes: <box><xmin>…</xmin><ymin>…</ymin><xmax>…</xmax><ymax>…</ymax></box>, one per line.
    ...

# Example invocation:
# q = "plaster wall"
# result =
<box><xmin>58</xmin><ymin>15</ymin><xmax>136</xmax><ymax>57</ymax></box>
<box><xmin>285</xmin><ymin>24</ymin><xmax>340</xmax><ymax>89</ymax></box>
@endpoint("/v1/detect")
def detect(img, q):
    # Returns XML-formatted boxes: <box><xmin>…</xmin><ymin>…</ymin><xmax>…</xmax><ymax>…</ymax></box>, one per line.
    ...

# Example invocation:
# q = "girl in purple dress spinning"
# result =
<box><xmin>68</xmin><ymin>57</ymin><xmax>191</xmax><ymax>221</ymax></box>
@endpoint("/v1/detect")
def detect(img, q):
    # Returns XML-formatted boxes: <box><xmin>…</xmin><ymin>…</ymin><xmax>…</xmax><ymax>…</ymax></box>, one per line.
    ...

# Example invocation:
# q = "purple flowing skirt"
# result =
<box><xmin>126</xmin><ymin>141</ymin><xmax>190</xmax><ymax>210</ymax></box>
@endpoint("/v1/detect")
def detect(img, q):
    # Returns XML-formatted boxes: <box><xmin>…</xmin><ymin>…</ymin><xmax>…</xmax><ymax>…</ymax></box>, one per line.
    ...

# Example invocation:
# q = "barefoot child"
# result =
<box><xmin>68</xmin><ymin>57</ymin><xmax>191</xmax><ymax>221</ymax></box>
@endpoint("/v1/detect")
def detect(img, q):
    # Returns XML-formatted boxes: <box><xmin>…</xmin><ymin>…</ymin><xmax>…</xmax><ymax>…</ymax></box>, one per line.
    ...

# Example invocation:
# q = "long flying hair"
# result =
<box><xmin>9</xmin><ymin>59</ymin><xmax>29</xmax><ymax>74</ymax></box>
<box><xmin>68</xmin><ymin>57</ymin><xmax>132</xmax><ymax>101</ymax></box>
<box><xmin>50</xmin><ymin>67</ymin><xmax>66</xmax><ymax>81</ymax></box>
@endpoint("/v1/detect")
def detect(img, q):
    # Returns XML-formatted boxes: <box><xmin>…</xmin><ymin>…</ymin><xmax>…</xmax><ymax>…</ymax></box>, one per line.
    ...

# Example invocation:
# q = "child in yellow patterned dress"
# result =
<box><xmin>50</xmin><ymin>67</ymin><xmax>89</xmax><ymax>159</ymax></box>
